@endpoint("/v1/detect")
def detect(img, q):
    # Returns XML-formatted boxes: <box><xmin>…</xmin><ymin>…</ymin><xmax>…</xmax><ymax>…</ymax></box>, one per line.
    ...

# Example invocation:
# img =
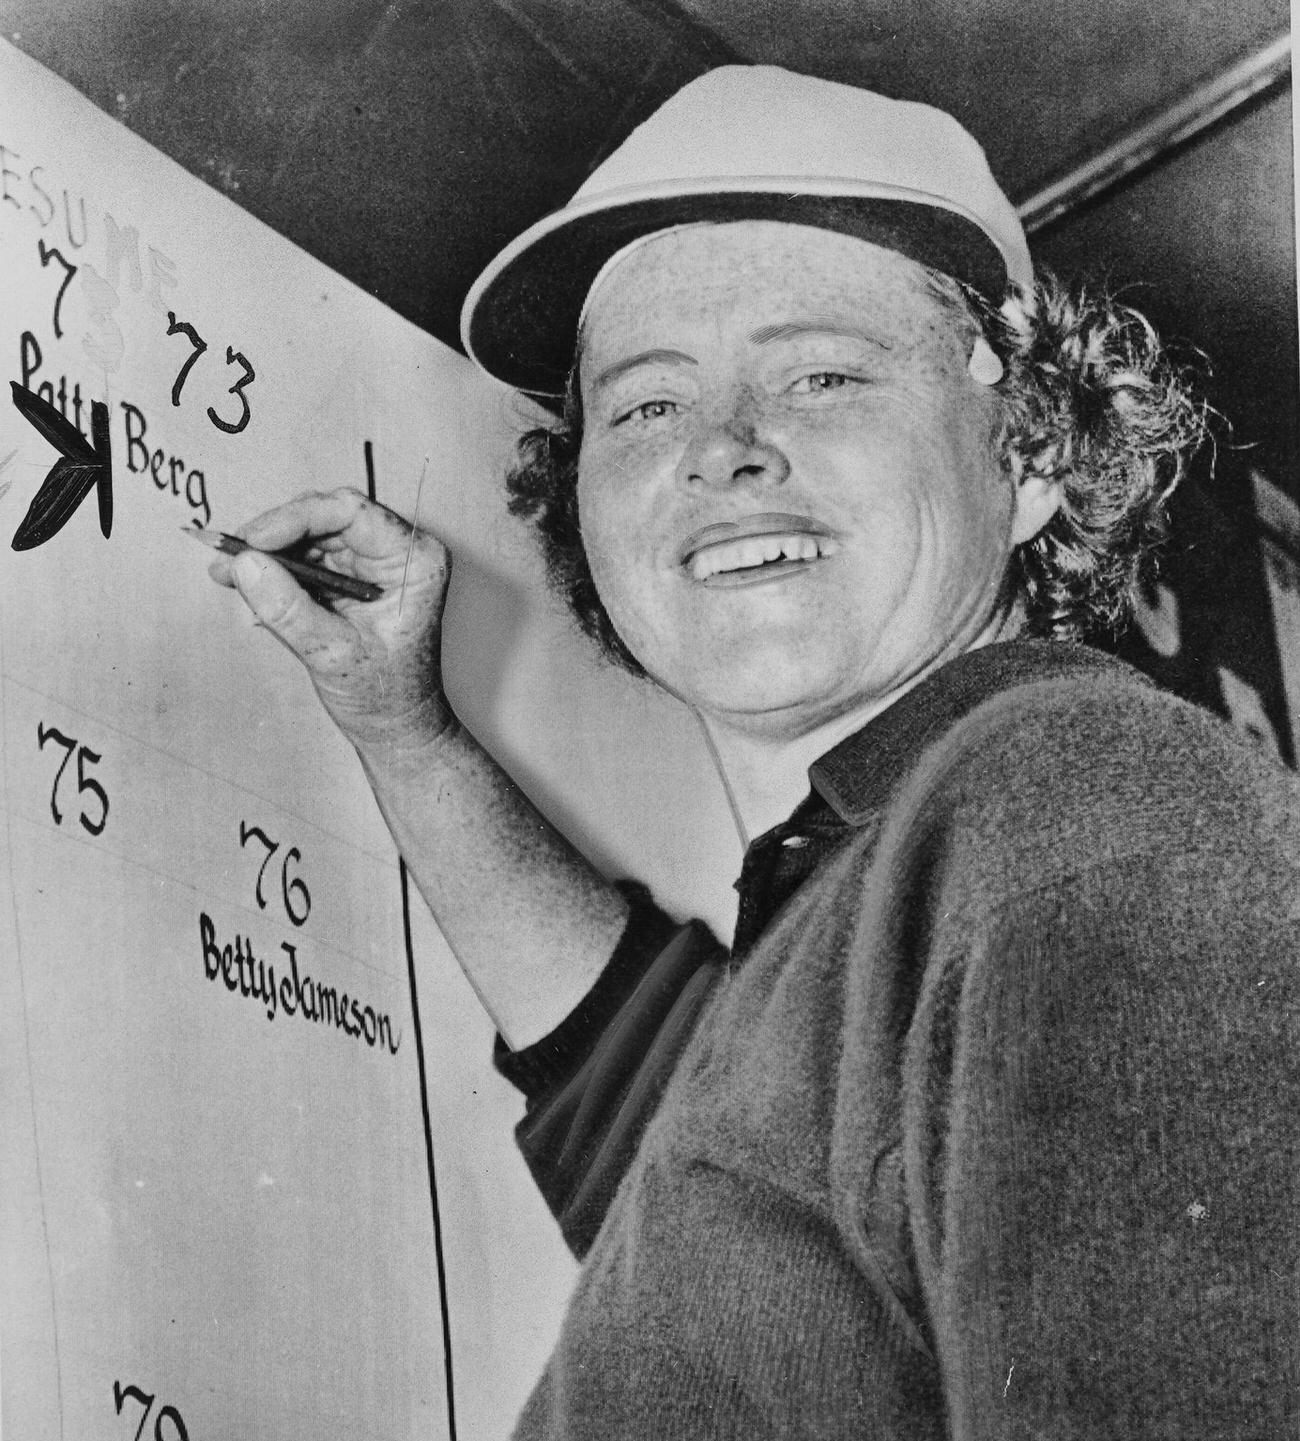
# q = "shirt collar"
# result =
<box><xmin>808</xmin><ymin>639</ymin><xmax>1139</xmax><ymax>826</ymax></box>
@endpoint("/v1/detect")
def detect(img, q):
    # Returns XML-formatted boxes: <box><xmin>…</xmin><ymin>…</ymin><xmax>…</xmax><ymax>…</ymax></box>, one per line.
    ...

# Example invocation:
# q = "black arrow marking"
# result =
<box><xmin>9</xmin><ymin>382</ymin><xmax>113</xmax><ymax>550</ymax></box>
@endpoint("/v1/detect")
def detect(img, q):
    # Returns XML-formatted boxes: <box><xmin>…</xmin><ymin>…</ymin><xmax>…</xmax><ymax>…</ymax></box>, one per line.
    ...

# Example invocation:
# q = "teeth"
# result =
<box><xmin>688</xmin><ymin>532</ymin><xmax>838</xmax><ymax>581</ymax></box>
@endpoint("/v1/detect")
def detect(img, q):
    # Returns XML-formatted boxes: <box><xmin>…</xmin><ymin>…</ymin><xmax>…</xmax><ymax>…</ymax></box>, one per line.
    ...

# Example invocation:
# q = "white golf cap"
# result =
<box><xmin>461</xmin><ymin>65</ymin><xmax>1031</xmax><ymax>398</ymax></box>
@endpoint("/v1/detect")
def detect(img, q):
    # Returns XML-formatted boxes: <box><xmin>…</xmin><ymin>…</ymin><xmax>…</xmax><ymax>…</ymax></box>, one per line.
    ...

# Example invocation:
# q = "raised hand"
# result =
<box><xmin>208</xmin><ymin>486</ymin><xmax>455</xmax><ymax>753</ymax></box>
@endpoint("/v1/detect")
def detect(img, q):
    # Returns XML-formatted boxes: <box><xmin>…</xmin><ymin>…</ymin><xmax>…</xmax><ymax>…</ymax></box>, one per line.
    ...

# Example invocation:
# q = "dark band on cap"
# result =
<box><xmin>466</xmin><ymin>193</ymin><xmax>1009</xmax><ymax>399</ymax></box>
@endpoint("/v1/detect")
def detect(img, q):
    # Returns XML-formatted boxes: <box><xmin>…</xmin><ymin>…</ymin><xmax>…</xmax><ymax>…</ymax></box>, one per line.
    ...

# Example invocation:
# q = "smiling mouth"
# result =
<box><xmin>680</xmin><ymin>515</ymin><xmax>840</xmax><ymax>583</ymax></box>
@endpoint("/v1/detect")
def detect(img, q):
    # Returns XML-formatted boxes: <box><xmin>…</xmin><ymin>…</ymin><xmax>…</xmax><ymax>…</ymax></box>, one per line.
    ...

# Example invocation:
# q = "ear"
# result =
<box><xmin>1009</xmin><ymin>470</ymin><xmax>1063</xmax><ymax>545</ymax></box>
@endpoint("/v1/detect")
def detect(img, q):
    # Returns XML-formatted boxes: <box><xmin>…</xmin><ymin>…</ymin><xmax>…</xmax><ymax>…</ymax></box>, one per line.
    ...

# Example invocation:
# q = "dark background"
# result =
<box><xmin>5</xmin><ymin>0</ymin><xmax>1295</xmax><ymax>754</ymax></box>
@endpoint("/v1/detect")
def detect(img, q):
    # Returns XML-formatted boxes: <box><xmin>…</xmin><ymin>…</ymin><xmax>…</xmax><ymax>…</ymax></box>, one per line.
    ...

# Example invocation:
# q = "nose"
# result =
<box><xmin>675</xmin><ymin>393</ymin><xmax>790</xmax><ymax>491</ymax></box>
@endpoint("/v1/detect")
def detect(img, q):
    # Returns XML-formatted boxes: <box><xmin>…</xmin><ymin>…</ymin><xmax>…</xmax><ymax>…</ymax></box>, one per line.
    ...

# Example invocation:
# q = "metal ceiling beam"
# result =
<box><xmin>1019</xmin><ymin>32</ymin><xmax>1292</xmax><ymax>233</ymax></box>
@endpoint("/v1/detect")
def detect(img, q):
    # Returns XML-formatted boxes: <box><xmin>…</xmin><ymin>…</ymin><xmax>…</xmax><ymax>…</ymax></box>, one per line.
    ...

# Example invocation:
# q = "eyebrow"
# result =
<box><xmin>590</xmin><ymin>348</ymin><xmax>698</xmax><ymax>393</ymax></box>
<box><xmin>748</xmin><ymin>320</ymin><xmax>893</xmax><ymax>349</ymax></box>
<box><xmin>587</xmin><ymin>320</ymin><xmax>893</xmax><ymax>393</ymax></box>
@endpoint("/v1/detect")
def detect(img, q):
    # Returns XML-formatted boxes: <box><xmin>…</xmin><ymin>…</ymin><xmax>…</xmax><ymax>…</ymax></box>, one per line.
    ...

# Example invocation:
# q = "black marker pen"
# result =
<box><xmin>185</xmin><ymin>527</ymin><xmax>384</xmax><ymax>603</ymax></box>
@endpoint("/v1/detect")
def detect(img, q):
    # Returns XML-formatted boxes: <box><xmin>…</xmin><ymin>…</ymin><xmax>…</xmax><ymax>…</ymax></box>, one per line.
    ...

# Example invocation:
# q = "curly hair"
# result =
<box><xmin>505</xmin><ymin>268</ymin><xmax>1208</xmax><ymax>673</ymax></box>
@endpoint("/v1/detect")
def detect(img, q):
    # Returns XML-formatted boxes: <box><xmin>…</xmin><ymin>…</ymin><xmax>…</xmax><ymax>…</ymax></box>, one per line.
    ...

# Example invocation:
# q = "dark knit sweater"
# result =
<box><xmin>497</xmin><ymin>640</ymin><xmax>1300</xmax><ymax>1438</ymax></box>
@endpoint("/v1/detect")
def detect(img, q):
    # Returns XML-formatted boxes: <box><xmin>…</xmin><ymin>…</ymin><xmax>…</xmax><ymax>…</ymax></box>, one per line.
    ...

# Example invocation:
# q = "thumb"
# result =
<box><xmin>231</xmin><ymin>550</ymin><xmax>348</xmax><ymax>664</ymax></box>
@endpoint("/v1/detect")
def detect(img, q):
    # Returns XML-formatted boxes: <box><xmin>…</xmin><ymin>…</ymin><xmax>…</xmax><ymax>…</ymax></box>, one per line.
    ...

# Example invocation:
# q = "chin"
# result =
<box><xmin>660</xmin><ymin>653</ymin><xmax>851</xmax><ymax>729</ymax></box>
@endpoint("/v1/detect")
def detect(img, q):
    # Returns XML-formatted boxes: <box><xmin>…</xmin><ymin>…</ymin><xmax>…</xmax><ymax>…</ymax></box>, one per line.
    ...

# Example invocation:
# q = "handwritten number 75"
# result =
<box><xmin>114</xmin><ymin>1380</ymin><xmax>189</xmax><ymax>1441</ymax></box>
<box><xmin>37</xmin><ymin>722</ymin><xmax>109</xmax><ymax>835</ymax></box>
<box><xmin>165</xmin><ymin>311</ymin><xmax>255</xmax><ymax>435</ymax></box>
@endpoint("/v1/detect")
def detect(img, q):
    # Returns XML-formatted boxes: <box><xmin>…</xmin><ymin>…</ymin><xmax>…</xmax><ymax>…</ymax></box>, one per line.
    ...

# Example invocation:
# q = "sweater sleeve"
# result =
<box><xmin>884</xmin><ymin>680</ymin><xmax>1300</xmax><ymax>1438</ymax></box>
<box><xmin>494</xmin><ymin>880</ymin><xmax>727</xmax><ymax>1258</ymax></box>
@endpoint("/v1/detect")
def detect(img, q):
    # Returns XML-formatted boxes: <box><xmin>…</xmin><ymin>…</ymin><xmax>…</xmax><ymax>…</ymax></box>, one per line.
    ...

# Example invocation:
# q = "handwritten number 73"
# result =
<box><xmin>165</xmin><ymin>311</ymin><xmax>255</xmax><ymax>435</ymax></box>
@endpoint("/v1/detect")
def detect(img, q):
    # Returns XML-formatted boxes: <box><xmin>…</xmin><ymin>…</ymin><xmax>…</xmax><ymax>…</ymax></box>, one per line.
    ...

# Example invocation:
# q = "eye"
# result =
<box><xmin>614</xmin><ymin>399</ymin><xmax>680</xmax><ymax>425</ymax></box>
<box><xmin>790</xmin><ymin>371</ymin><xmax>858</xmax><ymax>395</ymax></box>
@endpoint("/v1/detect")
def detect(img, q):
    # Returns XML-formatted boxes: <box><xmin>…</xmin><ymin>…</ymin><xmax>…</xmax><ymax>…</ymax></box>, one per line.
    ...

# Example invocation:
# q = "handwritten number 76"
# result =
<box><xmin>37</xmin><ymin>722</ymin><xmax>109</xmax><ymax>835</ymax></box>
<box><xmin>239</xmin><ymin>820</ymin><xmax>311</xmax><ymax>926</ymax></box>
<box><xmin>165</xmin><ymin>311</ymin><xmax>255</xmax><ymax>435</ymax></box>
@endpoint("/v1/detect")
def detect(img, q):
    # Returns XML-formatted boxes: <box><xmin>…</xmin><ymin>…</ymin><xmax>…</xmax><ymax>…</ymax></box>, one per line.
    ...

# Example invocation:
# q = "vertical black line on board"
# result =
<box><xmin>367</xmin><ymin>440</ymin><xmax>457</xmax><ymax>1439</ymax></box>
<box><xmin>363</xmin><ymin>439</ymin><xmax>376</xmax><ymax>503</ymax></box>
<box><xmin>402</xmin><ymin>858</ymin><xmax>459</xmax><ymax>1441</ymax></box>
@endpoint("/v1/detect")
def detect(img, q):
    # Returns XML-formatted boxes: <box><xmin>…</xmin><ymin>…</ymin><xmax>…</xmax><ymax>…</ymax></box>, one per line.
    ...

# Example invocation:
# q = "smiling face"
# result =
<box><xmin>576</xmin><ymin>221</ymin><xmax>1056</xmax><ymax>742</ymax></box>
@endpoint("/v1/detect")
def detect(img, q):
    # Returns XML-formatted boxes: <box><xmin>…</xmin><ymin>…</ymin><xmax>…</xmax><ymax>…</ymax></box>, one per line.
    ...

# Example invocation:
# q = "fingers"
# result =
<box><xmin>208</xmin><ymin>487</ymin><xmax>444</xmax><ymax>591</ymax></box>
<box><xmin>239</xmin><ymin>487</ymin><xmax>424</xmax><ymax>566</ymax></box>
<box><xmin>236</xmin><ymin>486</ymin><xmax>370</xmax><ymax>552</ymax></box>
<box><xmin>212</xmin><ymin>487</ymin><xmax>453</xmax><ymax>749</ymax></box>
<box><xmin>229</xmin><ymin>549</ymin><xmax>354</xmax><ymax>668</ymax></box>
<box><xmin>316</xmin><ymin>491</ymin><xmax>424</xmax><ymax>563</ymax></box>
<box><xmin>207</xmin><ymin>488</ymin><xmax>366</xmax><ymax>588</ymax></box>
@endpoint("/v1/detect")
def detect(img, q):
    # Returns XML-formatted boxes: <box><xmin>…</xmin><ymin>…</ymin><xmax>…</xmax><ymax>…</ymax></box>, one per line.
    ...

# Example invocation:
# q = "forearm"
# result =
<box><xmin>356</xmin><ymin>718</ymin><xmax>629</xmax><ymax>1050</ymax></box>
<box><xmin>208</xmin><ymin>491</ymin><xmax>629</xmax><ymax>1049</ymax></box>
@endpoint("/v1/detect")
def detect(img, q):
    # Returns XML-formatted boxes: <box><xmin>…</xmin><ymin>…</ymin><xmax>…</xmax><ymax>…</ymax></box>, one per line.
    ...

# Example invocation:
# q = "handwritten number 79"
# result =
<box><xmin>114</xmin><ymin>1379</ymin><xmax>190</xmax><ymax>1441</ymax></box>
<box><xmin>37</xmin><ymin>721</ymin><xmax>109</xmax><ymax>835</ymax></box>
<box><xmin>165</xmin><ymin>311</ymin><xmax>254</xmax><ymax>435</ymax></box>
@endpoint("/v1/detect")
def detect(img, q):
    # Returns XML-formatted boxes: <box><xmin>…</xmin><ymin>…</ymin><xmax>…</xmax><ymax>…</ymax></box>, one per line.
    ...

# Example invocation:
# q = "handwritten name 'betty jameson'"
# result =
<box><xmin>200</xmin><ymin>911</ymin><xmax>403</xmax><ymax>1057</ymax></box>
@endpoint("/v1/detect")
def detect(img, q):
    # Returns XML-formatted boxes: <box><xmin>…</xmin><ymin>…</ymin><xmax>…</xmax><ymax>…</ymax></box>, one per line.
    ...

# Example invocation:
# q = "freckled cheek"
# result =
<box><xmin>576</xmin><ymin>480</ymin><xmax>662</xmax><ymax>638</ymax></box>
<box><xmin>904</xmin><ymin>417</ymin><xmax>1009</xmax><ymax>528</ymax></box>
<box><xmin>577</xmin><ymin>500</ymin><xmax>628</xmax><ymax>605</ymax></box>
<box><xmin>578</xmin><ymin>441</ymin><xmax>629</xmax><ymax>530</ymax></box>
<box><xmin>916</xmin><ymin>494</ymin><xmax>1014</xmax><ymax>611</ymax></box>
<box><xmin>854</xmin><ymin>453</ymin><xmax>989</xmax><ymax>609</ymax></box>
<box><xmin>580</xmin><ymin>432</ymin><xmax>674</xmax><ymax>502</ymax></box>
<box><xmin>580</xmin><ymin>439</ymin><xmax>680</xmax><ymax>555</ymax></box>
